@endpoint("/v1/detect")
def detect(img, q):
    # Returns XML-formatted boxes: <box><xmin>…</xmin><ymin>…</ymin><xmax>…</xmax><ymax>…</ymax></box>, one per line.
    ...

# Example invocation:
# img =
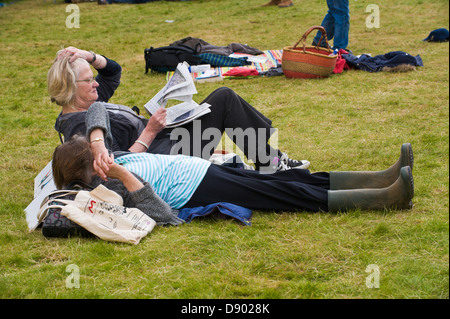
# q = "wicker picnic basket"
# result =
<box><xmin>282</xmin><ymin>26</ymin><xmax>337</xmax><ymax>79</ymax></box>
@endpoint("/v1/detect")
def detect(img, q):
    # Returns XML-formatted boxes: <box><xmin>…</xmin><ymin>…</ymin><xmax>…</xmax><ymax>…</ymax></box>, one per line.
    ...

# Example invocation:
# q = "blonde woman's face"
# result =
<box><xmin>74</xmin><ymin>63</ymin><xmax>99</xmax><ymax>110</ymax></box>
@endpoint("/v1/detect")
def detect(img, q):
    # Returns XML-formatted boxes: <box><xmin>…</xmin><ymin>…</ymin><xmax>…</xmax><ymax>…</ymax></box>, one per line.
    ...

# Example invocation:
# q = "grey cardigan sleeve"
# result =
<box><xmin>85</xmin><ymin>102</ymin><xmax>113</xmax><ymax>150</ymax></box>
<box><xmin>129</xmin><ymin>182</ymin><xmax>185</xmax><ymax>226</ymax></box>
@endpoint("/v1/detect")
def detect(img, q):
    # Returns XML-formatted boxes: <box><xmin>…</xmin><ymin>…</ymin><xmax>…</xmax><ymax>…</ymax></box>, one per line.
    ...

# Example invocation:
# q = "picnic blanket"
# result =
<box><xmin>166</xmin><ymin>50</ymin><xmax>283</xmax><ymax>81</ymax></box>
<box><xmin>215</xmin><ymin>49</ymin><xmax>283</xmax><ymax>77</ymax></box>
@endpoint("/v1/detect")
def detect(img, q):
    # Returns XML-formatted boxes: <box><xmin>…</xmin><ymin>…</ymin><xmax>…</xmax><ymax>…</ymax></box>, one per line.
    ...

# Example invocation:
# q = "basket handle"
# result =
<box><xmin>293</xmin><ymin>26</ymin><xmax>332</xmax><ymax>53</ymax></box>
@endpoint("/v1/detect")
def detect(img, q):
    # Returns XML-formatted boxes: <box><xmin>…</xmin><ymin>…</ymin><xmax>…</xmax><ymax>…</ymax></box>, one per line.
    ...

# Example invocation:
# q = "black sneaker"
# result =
<box><xmin>277</xmin><ymin>152</ymin><xmax>310</xmax><ymax>171</ymax></box>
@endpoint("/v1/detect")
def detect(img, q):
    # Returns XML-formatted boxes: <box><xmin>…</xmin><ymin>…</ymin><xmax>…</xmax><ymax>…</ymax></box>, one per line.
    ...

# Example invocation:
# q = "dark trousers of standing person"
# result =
<box><xmin>148</xmin><ymin>87</ymin><xmax>279</xmax><ymax>170</ymax></box>
<box><xmin>184</xmin><ymin>164</ymin><xmax>330</xmax><ymax>212</ymax></box>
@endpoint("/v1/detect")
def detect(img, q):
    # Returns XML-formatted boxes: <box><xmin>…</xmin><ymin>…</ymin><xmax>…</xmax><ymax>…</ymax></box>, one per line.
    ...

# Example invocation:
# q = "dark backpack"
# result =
<box><xmin>144</xmin><ymin>45</ymin><xmax>202</xmax><ymax>73</ymax></box>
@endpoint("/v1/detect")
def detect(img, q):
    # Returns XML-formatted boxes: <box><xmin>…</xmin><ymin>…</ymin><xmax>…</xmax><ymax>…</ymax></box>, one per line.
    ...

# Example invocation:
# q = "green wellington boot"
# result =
<box><xmin>328</xmin><ymin>166</ymin><xmax>414</xmax><ymax>212</ymax></box>
<box><xmin>329</xmin><ymin>143</ymin><xmax>414</xmax><ymax>190</ymax></box>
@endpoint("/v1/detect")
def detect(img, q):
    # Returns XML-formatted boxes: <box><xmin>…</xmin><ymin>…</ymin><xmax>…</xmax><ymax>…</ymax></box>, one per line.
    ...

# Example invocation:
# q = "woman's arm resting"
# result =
<box><xmin>128</xmin><ymin>107</ymin><xmax>167</xmax><ymax>153</ymax></box>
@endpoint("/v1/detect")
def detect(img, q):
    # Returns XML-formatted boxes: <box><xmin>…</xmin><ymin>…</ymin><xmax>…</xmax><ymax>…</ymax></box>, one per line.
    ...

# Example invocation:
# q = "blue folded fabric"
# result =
<box><xmin>342</xmin><ymin>51</ymin><xmax>423</xmax><ymax>73</ymax></box>
<box><xmin>199</xmin><ymin>53</ymin><xmax>251</xmax><ymax>67</ymax></box>
<box><xmin>178</xmin><ymin>202</ymin><xmax>252</xmax><ymax>226</ymax></box>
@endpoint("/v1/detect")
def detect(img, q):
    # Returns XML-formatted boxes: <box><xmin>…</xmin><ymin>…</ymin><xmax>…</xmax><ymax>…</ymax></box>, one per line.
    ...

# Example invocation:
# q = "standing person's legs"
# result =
<box><xmin>312</xmin><ymin>0</ymin><xmax>336</xmax><ymax>47</ymax></box>
<box><xmin>329</xmin><ymin>0</ymin><xmax>350</xmax><ymax>50</ymax></box>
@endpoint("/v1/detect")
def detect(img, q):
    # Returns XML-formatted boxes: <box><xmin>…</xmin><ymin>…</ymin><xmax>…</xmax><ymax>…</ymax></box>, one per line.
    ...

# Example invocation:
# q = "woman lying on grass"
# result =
<box><xmin>52</xmin><ymin>131</ymin><xmax>415</xmax><ymax>225</ymax></box>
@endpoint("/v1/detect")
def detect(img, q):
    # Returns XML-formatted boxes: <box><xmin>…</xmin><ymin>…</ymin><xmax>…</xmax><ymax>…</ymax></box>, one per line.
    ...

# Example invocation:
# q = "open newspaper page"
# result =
<box><xmin>144</xmin><ymin>62</ymin><xmax>211</xmax><ymax>128</ymax></box>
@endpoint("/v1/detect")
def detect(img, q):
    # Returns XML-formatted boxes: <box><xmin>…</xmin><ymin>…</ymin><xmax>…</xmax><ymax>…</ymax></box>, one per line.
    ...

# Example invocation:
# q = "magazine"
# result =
<box><xmin>144</xmin><ymin>62</ymin><xmax>211</xmax><ymax>128</ymax></box>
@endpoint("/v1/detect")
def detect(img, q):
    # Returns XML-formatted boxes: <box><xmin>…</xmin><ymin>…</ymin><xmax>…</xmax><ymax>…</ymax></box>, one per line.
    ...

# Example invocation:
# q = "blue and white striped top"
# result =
<box><xmin>115</xmin><ymin>153</ymin><xmax>211</xmax><ymax>209</ymax></box>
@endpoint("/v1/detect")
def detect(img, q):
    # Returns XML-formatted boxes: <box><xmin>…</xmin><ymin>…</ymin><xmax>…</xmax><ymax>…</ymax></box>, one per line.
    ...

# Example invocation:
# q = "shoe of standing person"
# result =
<box><xmin>261</xmin><ymin>0</ymin><xmax>282</xmax><ymax>6</ymax></box>
<box><xmin>278</xmin><ymin>0</ymin><xmax>293</xmax><ymax>7</ymax></box>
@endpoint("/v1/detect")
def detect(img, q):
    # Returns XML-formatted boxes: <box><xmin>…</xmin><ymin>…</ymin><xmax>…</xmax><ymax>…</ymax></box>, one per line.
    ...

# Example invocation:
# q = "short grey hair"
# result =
<box><xmin>47</xmin><ymin>50</ymin><xmax>90</xmax><ymax>108</ymax></box>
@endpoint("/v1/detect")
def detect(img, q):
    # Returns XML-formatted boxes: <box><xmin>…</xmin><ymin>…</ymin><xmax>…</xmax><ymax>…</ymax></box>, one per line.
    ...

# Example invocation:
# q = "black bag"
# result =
<box><xmin>40</xmin><ymin>182</ymin><xmax>94</xmax><ymax>238</ymax></box>
<box><xmin>144</xmin><ymin>45</ymin><xmax>202</xmax><ymax>73</ymax></box>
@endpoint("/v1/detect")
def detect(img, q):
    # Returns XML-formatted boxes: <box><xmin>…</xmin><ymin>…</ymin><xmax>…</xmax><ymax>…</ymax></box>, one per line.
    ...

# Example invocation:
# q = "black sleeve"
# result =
<box><xmin>97</xmin><ymin>56</ymin><xmax>122</xmax><ymax>77</ymax></box>
<box><xmin>95</xmin><ymin>56</ymin><xmax>122</xmax><ymax>103</ymax></box>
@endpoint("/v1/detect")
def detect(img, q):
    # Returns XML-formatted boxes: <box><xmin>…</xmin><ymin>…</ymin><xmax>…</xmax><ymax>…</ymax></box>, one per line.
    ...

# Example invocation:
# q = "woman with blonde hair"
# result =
<box><xmin>48</xmin><ymin>47</ymin><xmax>310</xmax><ymax>172</ymax></box>
<box><xmin>48</xmin><ymin>47</ymin><xmax>118</xmax><ymax>113</ymax></box>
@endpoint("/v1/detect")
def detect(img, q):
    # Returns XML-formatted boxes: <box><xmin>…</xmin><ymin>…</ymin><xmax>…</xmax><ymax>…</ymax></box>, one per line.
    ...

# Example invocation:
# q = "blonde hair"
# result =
<box><xmin>47</xmin><ymin>50</ymin><xmax>90</xmax><ymax>108</ymax></box>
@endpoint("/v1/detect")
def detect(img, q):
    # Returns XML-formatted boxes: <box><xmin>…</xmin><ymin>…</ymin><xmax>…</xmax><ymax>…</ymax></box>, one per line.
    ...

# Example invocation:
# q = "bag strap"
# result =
<box><xmin>175</xmin><ymin>44</ymin><xmax>197</xmax><ymax>52</ymax></box>
<box><xmin>37</xmin><ymin>198</ymin><xmax>77</xmax><ymax>224</ymax></box>
<box><xmin>66</xmin><ymin>180</ymin><xmax>94</xmax><ymax>190</ymax></box>
<box><xmin>293</xmin><ymin>26</ymin><xmax>332</xmax><ymax>52</ymax></box>
<box><xmin>39</xmin><ymin>189</ymin><xmax>79</xmax><ymax>206</ymax></box>
<box><xmin>38</xmin><ymin>189</ymin><xmax>81</xmax><ymax>223</ymax></box>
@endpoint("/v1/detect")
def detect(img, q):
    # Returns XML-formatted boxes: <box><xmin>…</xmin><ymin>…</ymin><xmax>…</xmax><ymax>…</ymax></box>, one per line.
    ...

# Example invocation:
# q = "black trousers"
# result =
<box><xmin>184</xmin><ymin>164</ymin><xmax>330</xmax><ymax>212</ymax></box>
<box><xmin>148</xmin><ymin>87</ymin><xmax>278</xmax><ymax>168</ymax></box>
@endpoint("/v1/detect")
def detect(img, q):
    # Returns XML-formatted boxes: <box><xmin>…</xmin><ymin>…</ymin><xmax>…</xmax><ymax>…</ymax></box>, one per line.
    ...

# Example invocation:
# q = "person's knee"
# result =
<box><xmin>205</xmin><ymin>87</ymin><xmax>236</xmax><ymax>108</ymax></box>
<box><xmin>210</xmin><ymin>87</ymin><xmax>235</xmax><ymax>98</ymax></box>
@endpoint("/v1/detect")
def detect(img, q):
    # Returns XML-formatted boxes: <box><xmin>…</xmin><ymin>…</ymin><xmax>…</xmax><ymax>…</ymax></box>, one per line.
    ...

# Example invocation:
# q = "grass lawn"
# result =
<box><xmin>0</xmin><ymin>0</ymin><xmax>448</xmax><ymax>300</ymax></box>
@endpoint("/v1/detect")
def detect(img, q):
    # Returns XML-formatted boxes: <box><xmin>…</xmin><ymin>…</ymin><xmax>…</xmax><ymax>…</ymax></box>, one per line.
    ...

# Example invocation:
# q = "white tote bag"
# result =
<box><xmin>60</xmin><ymin>185</ymin><xmax>156</xmax><ymax>245</ymax></box>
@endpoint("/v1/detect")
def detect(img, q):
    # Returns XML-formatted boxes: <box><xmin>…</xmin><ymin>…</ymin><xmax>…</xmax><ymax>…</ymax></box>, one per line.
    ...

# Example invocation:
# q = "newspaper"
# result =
<box><xmin>144</xmin><ymin>62</ymin><xmax>211</xmax><ymax>128</ymax></box>
<box><xmin>25</xmin><ymin>160</ymin><xmax>57</xmax><ymax>230</ymax></box>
